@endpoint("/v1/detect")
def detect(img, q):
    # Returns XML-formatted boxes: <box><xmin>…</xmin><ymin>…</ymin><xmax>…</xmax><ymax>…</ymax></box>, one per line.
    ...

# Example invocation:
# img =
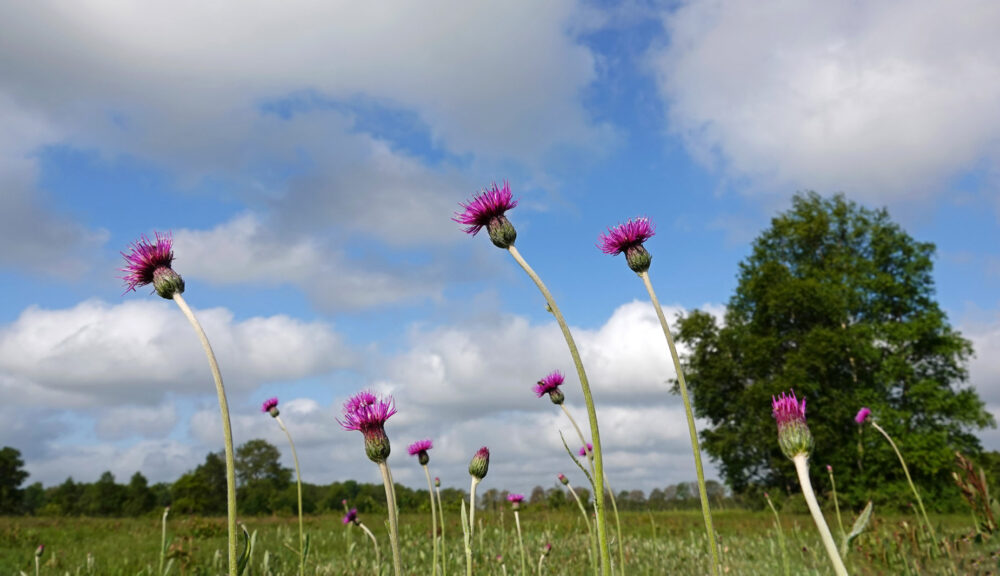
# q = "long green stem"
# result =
<box><xmin>159</xmin><ymin>507</ymin><xmax>169</xmax><ymax>576</ymax></box>
<box><xmin>378</xmin><ymin>462</ymin><xmax>403</xmax><ymax>576</ymax></box>
<box><xmin>171</xmin><ymin>293</ymin><xmax>237</xmax><ymax>576</ymax></box>
<box><xmin>514</xmin><ymin>510</ymin><xmax>526</xmax><ymax>576</ymax></box>
<box><xmin>276</xmin><ymin>416</ymin><xmax>305</xmax><ymax>576</ymax></box>
<box><xmin>870</xmin><ymin>421</ymin><xmax>947</xmax><ymax>555</ymax></box>
<box><xmin>764</xmin><ymin>494</ymin><xmax>791</xmax><ymax>576</ymax></box>
<box><xmin>507</xmin><ymin>245</ymin><xmax>611</xmax><ymax>576</ymax></box>
<box><xmin>423</xmin><ymin>465</ymin><xmax>440</xmax><ymax>576</ymax></box>
<box><xmin>827</xmin><ymin>466</ymin><xmax>846</xmax><ymax>543</ymax></box>
<box><xmin>793</xmin><ymin>454</ymin><xmax>849</xmax><ymax>576</ymax></box>
<box><xmin>566</xmin><ymin>482</ymin><xmax>599</xmax><ymax>576</ymax></box>
<box><xmin>638</xmin><ymin>271</ymin><xmax>719</xmax><ymax>575</ymax></box>
<box><xmin>356</xmin><ymin>522</ymin><xmax>381</xmax><ymax>576</ymax></box>
<box><xmin>469</xmin><ymin>477</ymin><xmax>481</xmax><ymax>540</ymax></box>
<box><xmin>435</xmin><ymin>483</ymin><xmax>447</xmax><ymax>576</ymax></box>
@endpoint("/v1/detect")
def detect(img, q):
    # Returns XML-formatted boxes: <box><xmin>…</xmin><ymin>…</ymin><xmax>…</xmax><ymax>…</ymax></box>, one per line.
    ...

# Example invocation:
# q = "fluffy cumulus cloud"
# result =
<box><xmin>963</xmin><ymin>309</ymin><xmax>1000</xmax><ymax>448</ymax></box>
<box><xmin>649</xmin><ymin>0</ymin><xmax>1000</xmax><ymax>203</ymax></box>
<box><xmin>0</xmin><ymin>299</ymin><xmax>354</xmax><ymax>408</ymax></box>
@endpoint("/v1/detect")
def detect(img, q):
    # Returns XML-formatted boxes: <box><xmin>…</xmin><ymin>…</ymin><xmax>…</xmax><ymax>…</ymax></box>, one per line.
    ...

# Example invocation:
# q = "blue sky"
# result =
<box><xmin>1</xmin><ymin>1</ymin><xmax>998</xmax><ymax>494</ymax></box>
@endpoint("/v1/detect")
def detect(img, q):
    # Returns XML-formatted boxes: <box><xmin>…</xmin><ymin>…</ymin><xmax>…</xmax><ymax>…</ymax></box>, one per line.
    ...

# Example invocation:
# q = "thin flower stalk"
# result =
<box><xmin>827</xmin><ymin>465</ymin><xmax>847</xmax><ymax>543</ymax></box>
<box><xmin>793</xmin><ymin>454</ymin><xmax>848</xmax><ymax>576</ymax></box>
<box><xmin>764</xmin><ymin>493</ymin><xmax>791</xmax><ymax>576</ymax></box>
<box><xmin>434</xmin><ymin>477</ymin><xmax>447</xmax><ymax>576</ymax></box>
<box><xmin>562</xmin><ymin>475</ymin><xmax>599</xmax><ymax>576</ymax></box>
<box><xmin>508</xmin><ymin>495</ymin><xmax>527</xmax><ymax>576</ymax></box>
<box><xmin>638</xmin><ymin>269</ymin><xmax>719</xmax><ymax>575</ymax></box>
<box><xmin>378</xmin><ymin>461</ymin><xmax>403</xmax><ymax>576</ymax></box>
<box><xmin>456</xmin><ymin>183</ymin><xmax>609</xmax><ymax>574</ymax></box>
<box><xmin>537</xmin><ymin>544</ymin><xmax>551</xmax><ymax>576</ymax></box>
<box><xmin>159</xmin><ymin>507</ymin><xmax>170</xmax><ymax>576</ymax></box>
<box><xmin>409</xmin><ymin>440</ymin><xmax>439</xmax><ymax>576</ymax></box>
<box><xmin>345</xmin><ymin>509</ymin><xmax>380</xmax><ymax>576</ymax></box>
<box><xmin>121</xmin><ymin>233</ymin><xmax>240</xmax><ymax>576</ymax></box>
<box><xmin>264</xmin><ymin>399</ymin><xmax>305</xmax><ymax>576</ymax></box>
<box><xmin>34</xmin><ymin>545</ymin><xmax>43</xmax><ymax>576</ymax></box>
<box><xmin>506</xmin><ymin>245</ymin><xmax>612</xmax><ymax>574</ymax></box>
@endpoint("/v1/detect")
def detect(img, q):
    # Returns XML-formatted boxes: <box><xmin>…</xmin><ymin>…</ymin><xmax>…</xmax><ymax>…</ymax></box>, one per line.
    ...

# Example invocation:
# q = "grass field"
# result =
<box><xmin>0</xmin><ymin>509</ymin><xmax>996</xmax><ymax>575</ymax></box>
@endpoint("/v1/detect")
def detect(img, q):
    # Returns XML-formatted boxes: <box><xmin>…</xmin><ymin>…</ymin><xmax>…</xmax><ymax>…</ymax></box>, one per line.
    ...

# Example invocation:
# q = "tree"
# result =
<box><xmin>676</xmin><ymin>192</ymin><xmax>994</xmax><ymax>509</ymax></box>
<box><xmin>172</xmin><ymin>451</ymin><xmax>227</xmax><ymax>515</ymax></box>
<box><xmin>123</xmin><ymin>472</ymin><xmax>156</xmax><ymax>516</ymax></box>
<box><xmin>235</xmin><ymin>439</ymin><xmax>291</xmax><ymax>515</ymax></box>
<box><xmin>82</xmin><ymin>471</ymin><xmax>126</xmax><ymax>516</ymax></box>
<box><xmin>0</xmin><ymin>446</ymin><xmax>29</xmax><ymax>514</ymax></box>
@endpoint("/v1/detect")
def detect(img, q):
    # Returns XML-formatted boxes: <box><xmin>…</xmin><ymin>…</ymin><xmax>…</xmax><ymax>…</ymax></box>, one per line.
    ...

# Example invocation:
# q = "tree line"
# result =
<box><xmin>2</xmin><ymin>441</ymin><xmax>749</xmax><ymax>517</ymax></box>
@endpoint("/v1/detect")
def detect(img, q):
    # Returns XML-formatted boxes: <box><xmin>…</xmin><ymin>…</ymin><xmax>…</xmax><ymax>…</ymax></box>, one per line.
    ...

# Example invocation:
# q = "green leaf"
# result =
<box><xmin>236</xmin><ymin>524</ymin><xmax>256</xmax><ymax>576</ymax></box>
<box><xmin>841</xmin><ymin>501</ymin><xmax>873</xmax><ymax>557</ymax></box>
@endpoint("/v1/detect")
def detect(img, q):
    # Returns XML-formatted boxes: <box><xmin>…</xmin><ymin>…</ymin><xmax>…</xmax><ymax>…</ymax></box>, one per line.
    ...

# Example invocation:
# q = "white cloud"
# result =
<box><xmin>0</xmin><ymin>299</ymin><xmax>354</xmax><ymax>408</ymax></box>
<box><xmin>649</xmin><ymin>0</ymin><xmax>1000</xmax><ymax>203</ymax></box>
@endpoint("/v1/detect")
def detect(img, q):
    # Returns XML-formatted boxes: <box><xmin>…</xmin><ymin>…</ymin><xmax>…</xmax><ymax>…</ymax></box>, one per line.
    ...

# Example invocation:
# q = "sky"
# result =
<box><xmin>1</xmin><ymin>0</ymin><xmax>999</xmax><ymax>496</ymax></box>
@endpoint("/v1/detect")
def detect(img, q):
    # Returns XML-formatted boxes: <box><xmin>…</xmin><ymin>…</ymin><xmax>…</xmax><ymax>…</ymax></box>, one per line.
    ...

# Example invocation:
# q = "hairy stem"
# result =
<box><xmin>507</xmin><ymin>245</ymin><xmax>610</xmax><ymax>576</ymax></box>
<box><xmin>639</xmin><ymin>271</ymin><xmax>719</xmax><ymax>575</ymax></box>
<box><xmin>793</xmin><ymin>454</ymin><xmax>849</xmax><ymax>576</ymax></box>
<box><xmin>172</xmin><ymin>294</ymin><xmax>237</xmax><ymax>576</ymax></box>
<box><xmin>423</xmin><ymin>465</ymin><xmax>440</xmax><ymax>576</ymax></box>
<box><xmin>514</xmin><ymin>510</ymin><xmax>526</xmax><ymax>576</ymax></box>
<box><xmin>356</xmin><ymin>522</ymin><xmax>380</xmax><ymax>576</ymax></box>
<box><xmin>567</xmin><ymin>481</ymin><xmax>599</xmax><ymax>576</ymax></box>
<box><xmin>378</xmin><ymin>462</ymin><xmax>403</xmax><ymax>576</ymax></box>
<box><xmin>435</xmin><ymin>483</ymin><xmax>447</xmax><ymax>576</ymax></box>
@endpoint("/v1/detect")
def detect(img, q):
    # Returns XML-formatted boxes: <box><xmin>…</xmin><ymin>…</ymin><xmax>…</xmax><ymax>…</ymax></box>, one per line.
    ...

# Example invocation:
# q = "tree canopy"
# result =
<box><xmin>676</xmin><ymin>192</ymin><xmax>994</xmax><ymax>509</ymax></box>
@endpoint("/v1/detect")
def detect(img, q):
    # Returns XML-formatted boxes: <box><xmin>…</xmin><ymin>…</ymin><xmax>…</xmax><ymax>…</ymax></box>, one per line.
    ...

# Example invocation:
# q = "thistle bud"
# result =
<box><xmin>469</xmin><ymin>446</ymin><xmax>490</xmax><ymax>480</ymax></box>
<box><xmin>772</xmin><ymin>390</ymin><xmax>813</xmax><ymax>459</ymax></box>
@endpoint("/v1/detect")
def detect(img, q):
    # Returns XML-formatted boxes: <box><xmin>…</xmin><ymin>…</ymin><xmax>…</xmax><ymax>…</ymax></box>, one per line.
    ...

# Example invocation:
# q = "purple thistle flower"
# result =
<box><xmin>434</xmin><ymin>476</ymin><xmax>441</xmax><ymax>487</ymax></box>
<box><xmin>557</xmin><ymin>473</ymin><xmax>569</xmax><ymax>486</ymax></box>
<box><xmin>772</xmin><ymin>390</ymin><xmax>813</xmax><ymax>459</ymax></box>
<box><xmin>507</xmin><ymin>493</ymin><xmax>525</xmax><ymax>509</ymax></box>
<box><xmin>408</xmin><ymin>439</ymin><xmax>433</xmax><ymax>465</ymax></box>
<box><xmin>339</xmin><ymin>390</ymin><xmax>397</xmax><ymax>463</ymax></box>
<box><xmin>578</xmin><ymin>443</ymin><xmax>593</xmax><ymax>458</ymax></box>
<box><xmin>855</xmin><ymin>407</ymin><xmax>871</xmax><ymax>424</ymax></box>
<box><xmin>469</xmin><ymin>446</ymin><xmax>490</xmax><ymax>480</ymax></box>
<box><xmin>120</xmin><ymin>231</ymin><xmax>185</xmax><ymax>298</ymax></box>
<box><xmin>454</xmin><ymin>181</ymin><xmax>519</xmax><ymax>248</ymax></box>
<box><xmin>534</xmin><ymin>370</ymin><xmax>565</xmax><ymax>404</ymax></box>
<box><xmin>598</xmin><ymin>218</ymin><xmax>655</xmax><ymax>273</ymax></box>
<box><xmin>343</xmin><ymin>508</ymin><xmax>358</xmax><ymax>525</ymax></box>
<box><xmin>261</xmin><ymin>397</ymin><xmax>279</xmax><ymax>418</ymax></box>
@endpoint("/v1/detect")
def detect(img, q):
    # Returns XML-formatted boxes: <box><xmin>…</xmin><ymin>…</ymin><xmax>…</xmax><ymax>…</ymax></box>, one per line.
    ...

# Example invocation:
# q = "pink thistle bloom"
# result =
<box><xmin>339</xmin><ymin>391</ymin><xmax>397</xmax><ymax>463</ymax></box>
<box><xmin>343</xmin><ymin>508</ymin><xmax>358</xmax><ymax>525</ymax></box>
<box><xmin>598</xmin><ymin>218</ymin><xmax>655</xmax><ymax>273</ymax></box>
<box><xmin>578</xmin><ymin>443</ymin><xmax>593</xmax><ymax>457</ymax></box>
<box><xmin>534</xmin><ymin>370</ymin><xmax>565</xmax><ymax>404</ymax></box>
<box><xmin>507</xmin><ymin>493</ymin><xmax>524</xmax><ymax>503</ymax></box>
<box><xmin>120</xmin><ymin>231</ymin><xmax>185</xmax><ymax>298</ymax></box>
<box><xmin>855</xmin><ymin>407</ymin><xmax>871</xmax><ymax>424</ymax></box>
<box><xmin>408</xmin><ymin>439</ymin><xmax>433</xmax><ymax>465</ymax></box>
<box><xmin>454</xmin><ymin>181</ymin><xmax>519</xmax><ymax>248</ymax></box>
<box><xmin>261</xmin><ymin>397</ymin><xmax>279</xmax><ymax>417</ymax></box>
<box><xmin>772</xmin><ymin>390</ymin><xmax>813</xmax><ymax>459</ymax></box>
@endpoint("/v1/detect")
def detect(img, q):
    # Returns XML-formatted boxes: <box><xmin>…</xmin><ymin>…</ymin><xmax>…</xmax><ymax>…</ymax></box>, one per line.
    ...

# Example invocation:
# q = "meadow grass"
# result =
<box><xmin>1</xmin><ymin>510</ymin><xmax>996</xmax><ymax>575</ymax></box>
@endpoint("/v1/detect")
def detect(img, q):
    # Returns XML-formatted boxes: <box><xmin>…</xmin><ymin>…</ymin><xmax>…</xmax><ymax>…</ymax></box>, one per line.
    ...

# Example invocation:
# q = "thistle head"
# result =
<box><xmin>772</xmin><ymin>390</ymin><xmax>813</xmax><ymax>459</ymax></box>
<box><xmin>507</xmin><ymin>493</ymin><xmax>524</xmax><ymax>510</ymax></box>
<box><xmin>408</xmin><ymin>439</ymin><xmax>433</xmax><ymax>466</ymax></box>
<box><xmin>261</xmin><ymin>397</ymin><xmax>279</xmax><ymax>418</ymax></box>
<box><xmin>120</xmin><ymin>231</ymin><xmax>185</xmax><ymax>298</ymax></box>
<box><xmin>855</xmin><ymin>407</ymin><xmax>871</xmax><ymax>424</ymax></box>
<box><xmin>343</xmin><ymin>508</ymin><xmax>358</xmax><ymax>526</ymax></box>
<box><xmin>454</xmin><ymin>181</ymin><xmax>518</xmax><ymax>249</ymax></box>
<box><xmin>533</xmin><ymin>370</ymin><xmax>565</xmax><ymax>405</ymax></box>
<box><xmin>338</xmin><ymin>390</ymin><xmax>397</xmax><ymax>463</ymax></box>
<box><xmin>558</xmin><ymin>473</ymin><xmax>569</xmax><ymax>486</ymax></box>
<box><xmin>434</xmin><ymin>476</ymin><xmax>441</xmax><ymax>488</ymax></box>
<box><xmin>578</xmin><ymin>443</ymin><xmax>594</xmax><ymax>459</ymax></box>
<box><xmin>35</xmin><ymin>544</ymin><xmax>44</xmax><ymax>558</ymax></box>
<box><xmin>469</xmin><ymin>446</ymin><xmax>490</xmax><ymax>480</ymax></box>
<box><xmin>598</xmin><ymin>218</ymin><xmax>655</xmax><ymax>273</ymax></box>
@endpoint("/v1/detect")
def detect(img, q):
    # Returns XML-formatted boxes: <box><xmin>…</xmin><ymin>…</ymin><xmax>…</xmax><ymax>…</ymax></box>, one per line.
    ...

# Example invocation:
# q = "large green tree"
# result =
<box><xmin>0</xmin><ymin>446</ymin><xmax>29</xmax><ymax>514</ymax></box>
<box><xmin>676</xmin><ymin>192</ymin><xmax>993</xmax><ymax>509</ymax></box>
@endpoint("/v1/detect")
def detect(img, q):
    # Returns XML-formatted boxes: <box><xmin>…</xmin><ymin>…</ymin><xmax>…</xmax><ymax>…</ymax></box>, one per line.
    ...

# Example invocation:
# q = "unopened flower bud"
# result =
<box><xmin>469</xmin><ymin>446</ymin><xmax>490</xmax><ymax>480</ymax></box>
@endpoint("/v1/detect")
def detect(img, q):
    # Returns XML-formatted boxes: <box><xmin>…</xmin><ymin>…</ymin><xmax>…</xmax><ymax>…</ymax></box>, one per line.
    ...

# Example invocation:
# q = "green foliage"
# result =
<box><xmin>676</xmin><ymin>192</ymin><xmax>994</xmax><ymax>511</ymax></box>
<box><xmin>0</xmin><ymin>446</ymin><xmax>29</xmax><ymax>514</ymax></box>
<box><xmin>172</xmin><ymin>451</ymin><xmax>227</xmax><ymax>515</ymax></box>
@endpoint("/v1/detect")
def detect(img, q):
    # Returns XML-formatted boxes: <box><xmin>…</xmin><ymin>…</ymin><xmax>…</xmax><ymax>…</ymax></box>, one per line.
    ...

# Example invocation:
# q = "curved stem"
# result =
<box><xmin>276</xmin><ymin>416</ymin><xmax>305</xmax><ymax>576</ymax></box>
<box><xmin>356</xmin><ymin>522</ymin><xmax>381</xmax><ymax>576</ymax></box>
<box><xmin>171</xmin><ymin>294</ymin><xmax>237</xmax><ymax>576</ymax></box>
<box><xmin>514</xmin><ymin>510</ymin><xmax>526</xmax><ymax>576</ymax></box>
<box><xmin>870</xmin><ymin>421</ymin><xmax>944</xmax><ymax>552</ymax></box>
<box><xmin>602</xmin><ymin>475</ymin><xmax>625</xmax><ymax>574</ymax></box>
<box><xmin>793</xmin><ymin>454</ymin><xmax>849</xmax><ymax>576</ymax></box>
<box><xmin>827</xmin><ymin>466</ymin><xmax>846</xmax><ymax>542</ymax></box>
<box><xmin>507</xmin><ymin>245</ymin><xmax>611</xmax><ymax>576</ymax></box>
<box><xmin>638</xmin><ymin>271</ymin><xmax>719</xmax><ymax>575</ymax></box>
<box><xmin>423</xmin><ymin>465</ymin><xmax>440</xmax><ymax>576</ymax></box>
<box><xmin>764</xmin><ymin>494</ymin><xmax>791</xmax><ymax>576</ymax></box>
<box><xmin>378</xmin><ymin>462</ymin><xmax>403</xmax><ymax>576</ymax></box>
<box><xmin>561</xmin><ymin>406</ymin><xmax>596</xmax><ymax>477</ymax></box>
